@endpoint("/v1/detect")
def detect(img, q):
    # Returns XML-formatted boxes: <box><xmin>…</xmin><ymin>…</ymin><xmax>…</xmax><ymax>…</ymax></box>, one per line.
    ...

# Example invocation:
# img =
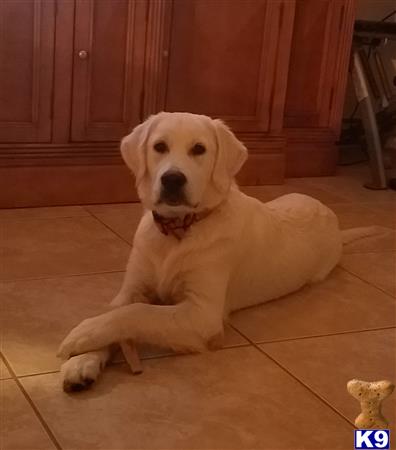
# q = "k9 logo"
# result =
<box><xmin>354</xmin><ymin>430</ymin><xmax>390</xmax><ymax>449</ymax></box>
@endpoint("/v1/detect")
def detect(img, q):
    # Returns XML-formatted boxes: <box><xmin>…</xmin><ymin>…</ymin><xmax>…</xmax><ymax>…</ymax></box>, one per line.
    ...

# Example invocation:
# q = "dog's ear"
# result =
<box><xmin>121</xmin><ymin>115</ymin><xmax>156</xmax><ymax>186</ymax></box>
<box><xmin>211</xmin><ymin>119</ymin><xmax>248</xmax><ymax>193</ymax></box>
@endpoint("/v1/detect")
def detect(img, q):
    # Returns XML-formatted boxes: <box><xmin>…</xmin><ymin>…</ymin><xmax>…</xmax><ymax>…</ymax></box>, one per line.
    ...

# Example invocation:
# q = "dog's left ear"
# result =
<box><xmin>212</xmin><ymin>119</ymin><xmax>248</xmax><ymax>193</ymax></box>
<box><xmin>121</xmin><ymin>115</ymin><xmax>157</xmax><ymax>187</ymax></box>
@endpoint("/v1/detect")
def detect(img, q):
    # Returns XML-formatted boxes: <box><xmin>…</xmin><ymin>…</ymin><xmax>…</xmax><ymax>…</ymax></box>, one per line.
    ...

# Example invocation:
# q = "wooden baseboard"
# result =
<box><xmin>285</xmin><ymin>143</ymin><xmax>338</xmax><ymax>177</ymax></box>
<box><xmin>0</xmin><ymin>151</ymin><xmax>285</xmax><ymax>207</ymax></box>
<box><xmin>238</xmin><ymin>152</ymin><xmax>285</xmax><ymax>185</ymax></box>
<box><xmin>0</xmin><ymin>165</ymin><xmax>138</xmax><ymax>208</ymax></box>
<box><xmin>284</xmin><ymin>128</ymin><xmax>338</xmax><ymax>177</ymax></box>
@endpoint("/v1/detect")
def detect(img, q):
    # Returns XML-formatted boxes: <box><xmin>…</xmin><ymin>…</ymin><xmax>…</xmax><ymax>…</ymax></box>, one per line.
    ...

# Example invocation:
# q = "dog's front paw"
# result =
<box><xmin>58</xmin><ymin>315</ymin><xmax>117</xmax><ymax>359</ymax></box>
<box><xmin>61</xmin><ymin>352</ymin><xmax>104</xmax><ymax>393</ymax></box>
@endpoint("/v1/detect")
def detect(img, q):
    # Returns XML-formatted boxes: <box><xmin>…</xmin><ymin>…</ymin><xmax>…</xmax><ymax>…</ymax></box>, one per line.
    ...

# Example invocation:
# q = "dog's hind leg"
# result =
<box><xmin>61</xmin><ymin>345</ymin><xmax>115</xmax><ymax>393</ymax></box>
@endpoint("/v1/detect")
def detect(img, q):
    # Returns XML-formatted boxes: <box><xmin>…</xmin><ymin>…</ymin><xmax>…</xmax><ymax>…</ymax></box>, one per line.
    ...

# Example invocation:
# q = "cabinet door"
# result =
<box><xmin>71</xmin><ymin>0</ymin><xmax>147</xmax><ymax>142</ymax></box>
<box><xmin>284</xmin><ymin>0</ymin><xmax>348</xmax><ymax>128</ymax></box>
<box><xmin>144</xmin><ymin>0</ymin><xmax>294</xmax><ymax>133</ymax></box>
<box><xmin>0</xmin><ymin>0</ymin><xmax>55</xmax><ymax>142</ymax></box>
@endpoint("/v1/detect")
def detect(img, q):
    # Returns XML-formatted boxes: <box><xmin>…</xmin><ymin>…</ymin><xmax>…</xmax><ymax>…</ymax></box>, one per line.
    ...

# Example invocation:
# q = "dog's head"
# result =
<box><xmin>121</xmin><ymin>112</ymin><xmax>247</xmax><ymax>215</ymax></box>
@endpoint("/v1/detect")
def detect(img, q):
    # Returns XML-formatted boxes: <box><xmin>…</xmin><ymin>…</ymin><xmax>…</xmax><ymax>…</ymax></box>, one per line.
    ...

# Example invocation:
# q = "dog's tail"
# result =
<box><xmin>341</xmin><ymin>226</ymin><xmax>389</xmax><ymax>245</ymax></box>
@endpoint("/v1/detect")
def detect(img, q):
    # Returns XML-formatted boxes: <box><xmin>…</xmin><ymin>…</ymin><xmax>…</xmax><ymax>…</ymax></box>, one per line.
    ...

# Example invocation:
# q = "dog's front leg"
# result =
<box><xmin>61</xmin><ymin>248</ymin><xmax>154</xmax><ymax>391</ymax></box>
<box><xmin>110</xmin><ymin>247</ymin><xmax>154</xmax><ymax>308</ymax></box>
<box><xmin>58</xmin><ymin>271</ymin><xmax>228</xmax><ymax>359</ymax></box>
<box><xmin>58</xmin><ymin>302</ymin><xmax>223</xmax><ymax>358</ymax></box>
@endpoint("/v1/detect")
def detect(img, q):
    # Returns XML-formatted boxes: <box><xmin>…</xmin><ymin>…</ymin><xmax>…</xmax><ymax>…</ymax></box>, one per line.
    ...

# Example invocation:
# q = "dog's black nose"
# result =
<box><xmin>161</xmin><ymin>171</ymin><xmax>187</xmax><ymax>192</ymax></box>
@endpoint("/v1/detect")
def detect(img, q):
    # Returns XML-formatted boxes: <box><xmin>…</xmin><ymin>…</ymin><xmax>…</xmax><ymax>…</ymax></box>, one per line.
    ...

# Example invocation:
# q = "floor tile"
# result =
<box><xmin>0</xmin><ymin>357</ymin><xmax>11</xmax><ymax>379</ymax></box>
<box><xmin>341</xmin><ymin>252</ymin><xmax>396</xmax><ymax>297</ymax></box>
<box><xmin>261</xmin><ymin>328</ymin><xmax>396</xmax><ymax>430</ymax></box>
<box><xmin>343</xmin><ymin>228</ymin><xmax>396</xmax><ymax>254</ymax></box>
<box><xmin>328</xmin><ymin>203</ymin><xmax>395</xmax><ymax>229</ymax></box>
<box><xmin>21</xmin><ymin>347</ymin><xmax>353</xmax><ymax>450</ymax></box>
<box><xmin>230</xmin><ymin>268</ymin><xmax>396</xmax><ymax>343</ymax></box>
<box><xmin>1</xmin><ymin>379</ymin><xmax>56</xmax><ymax>449</ymax></box>
<box><xmin>297</xmin><ymin>174</ymin><xmax>396</xmax><ymax>203</ymax></box>
<box><xmin>0</xmin><ymin>216</ymin><xmax>131</xmax><ymax>280</ymax></box>
<box><xmin>1</xmin><ymin>273</ymin><xmax>124</xmax><ymax>376</ymax></box>
<box><xmin>0</xmin><ymin>205</ymin><xmax>88</xmax><ymax>221</ymax></box>
<box><xmin>84</xmin><ymin>203</ymin><xmax>140</xmax><ymax>215</ymax></box>
<box><xmin>359</xmin><ymin>201</ymin><xmax>396</xmax><ymax>215</ymax></box>
<box><xmin>87</xmin><ymin>203</ymin><xmax>143</xmax><ymax>244</ymax></box>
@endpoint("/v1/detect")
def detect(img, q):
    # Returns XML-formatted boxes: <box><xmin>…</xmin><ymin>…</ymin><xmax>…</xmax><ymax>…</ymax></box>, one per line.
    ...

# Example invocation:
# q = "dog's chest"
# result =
<box><xmin>150</xmin><ymin>251</ymin><xmax>186</xmax><ymax>306</ymax></box>
<box><xmin>151</xmin><ymin>277</ymin><xmax>184</xmax><ymax>306</ymax></box>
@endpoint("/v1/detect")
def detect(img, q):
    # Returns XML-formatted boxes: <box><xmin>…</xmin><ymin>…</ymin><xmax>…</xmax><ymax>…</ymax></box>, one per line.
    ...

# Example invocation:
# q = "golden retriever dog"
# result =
<box><xmin>58</xmin><ymin>112</ymin><xmax>377</xmax><ymax>392</ymax></box>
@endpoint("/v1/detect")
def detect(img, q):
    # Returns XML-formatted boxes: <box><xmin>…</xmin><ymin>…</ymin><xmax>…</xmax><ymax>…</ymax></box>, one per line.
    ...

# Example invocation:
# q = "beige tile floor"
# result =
<box><xmin>1</xmin><ymin>164</ymin><xmax>395</xmax><ymax>450</ymax></box>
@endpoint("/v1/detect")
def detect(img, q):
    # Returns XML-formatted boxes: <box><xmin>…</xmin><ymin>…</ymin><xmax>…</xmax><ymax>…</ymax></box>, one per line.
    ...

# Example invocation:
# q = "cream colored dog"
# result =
<box><xmin>58</xmin><ymin>112</ymin><xmax>365</xmax><ymax>392</ymax></box>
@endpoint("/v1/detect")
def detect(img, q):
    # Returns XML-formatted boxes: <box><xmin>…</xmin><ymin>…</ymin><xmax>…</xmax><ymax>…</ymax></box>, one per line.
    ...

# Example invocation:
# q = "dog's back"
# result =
<box><xmin>226</xmin><ymin>192</ymin><xmax>342</xmax><ymax>312</ymax></box>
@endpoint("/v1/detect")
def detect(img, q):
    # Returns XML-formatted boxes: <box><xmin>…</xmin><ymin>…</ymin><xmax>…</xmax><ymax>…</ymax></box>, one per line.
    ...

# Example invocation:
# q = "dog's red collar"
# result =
<box><xmin>152</xmin><ymin>210</ymin><xmax>211</xmax><ymax>240</ymax></box>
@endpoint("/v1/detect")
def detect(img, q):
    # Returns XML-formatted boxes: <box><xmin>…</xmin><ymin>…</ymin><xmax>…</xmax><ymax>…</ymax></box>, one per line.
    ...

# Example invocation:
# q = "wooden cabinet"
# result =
<box><xmin>284</xmin><ymin>0</ymin><xmax>354</xmax><ymax>176</ymax></box>
<box><xmin>0</xmin><ymin>0</ymin><xmax>55</xmax><ymax>142</ymax></box>
<box><xmin>285</xmin><ymin>0</ymin><xmax>343</xmax><ymax>128</ymax></box>
<box><xmin>0</xmin><ymin>0</ymin><xmax>355</xmax><ymax>207</ymax></box>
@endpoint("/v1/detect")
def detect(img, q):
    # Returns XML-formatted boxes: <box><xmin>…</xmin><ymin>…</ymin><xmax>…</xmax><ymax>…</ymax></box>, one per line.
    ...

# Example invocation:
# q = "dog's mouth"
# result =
<box><xmin>160</xmin><ymin>198</ymin><xmax>186</xmax><ymax>206</ymax></box>
<box><xmin>157</xmin><ymin>191</ymin><xmax>190</xmax><ymax>207</ymax></box>
<box><xmin>155</xmin><ymin>195</ymin><xmax>199</xmax><ymax>212</ymax></box>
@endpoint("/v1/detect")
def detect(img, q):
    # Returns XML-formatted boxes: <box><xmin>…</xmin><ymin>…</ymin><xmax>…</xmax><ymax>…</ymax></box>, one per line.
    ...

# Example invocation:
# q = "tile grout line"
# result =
<box><xmin>0</xmin><ymin>214</ymin><xmax>89</xmax><ymax>223</ymax></box>
<box><xmin>0</xmin><ymin>352</ymin><xmax>63</xmax><ymax>450</ymax></box>
<box><xmin>17</xmin><ymin>369</ymin><xmax>61</xmax><ymax>380</ymax></box>
<box><xmin>344</xmin><ymin>250</ymin><xmax>395</xmax><ymax>255</ymax></box>
<box><xmin>82</xmin><ymin>206</ymin><xmax>133</xmax><ymax>247</ymax></box>
<box><xmin>228</xmin><ymin>324</ymin><xmax>357</xmax><ymax>429</ymax></box>
<box><xmin>251</xmin><ymin>325</ymin><xmax>396</xmax><ymax>345</ymax></box>
<box><xmin>1</xmin><ymin>269</ymin><xmax>126</xmax><ymax>283</ymax></box>
<box><xmin>339</xmin><ymin>265</ymin><xmax>396</xmax><ymax>299</ymax></box>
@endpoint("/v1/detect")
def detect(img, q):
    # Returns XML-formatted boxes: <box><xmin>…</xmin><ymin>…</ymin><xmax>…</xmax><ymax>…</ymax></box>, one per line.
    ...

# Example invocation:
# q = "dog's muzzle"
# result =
<box><xmin>159</xmin><ymin>170</ymin><xmax>187</xmax><ymax>205</ymax></box>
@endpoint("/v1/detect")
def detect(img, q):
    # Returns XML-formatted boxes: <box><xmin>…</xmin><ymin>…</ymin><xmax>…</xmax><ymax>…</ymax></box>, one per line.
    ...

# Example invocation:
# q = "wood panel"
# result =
<box><xmin>284</xmin><ymin>0</ymin><xmax>347</xmax><ymax>128</ymax></box>
<box><xmin>284</xmin><ymin>0</ymin><xmax>355</xmax><ymax>177</ymax></box>
<box><xmin>71</xmin><ymin>0</ymin><xmax>147</xmax><ymax>142</ymax></box>
<box><xmin>52</xmin><ymin>0</ymin><xmax>75</xmax><ymax>143</ymax></box>
<box><xmin>0</xmin><ymin>0</ymin><xmax>55</xmax><ymax>142</ymax></box>
<box><xmin>144</xmin><ymin>0</ymin><xmax>295</xmax><ymax>134</ymax></box>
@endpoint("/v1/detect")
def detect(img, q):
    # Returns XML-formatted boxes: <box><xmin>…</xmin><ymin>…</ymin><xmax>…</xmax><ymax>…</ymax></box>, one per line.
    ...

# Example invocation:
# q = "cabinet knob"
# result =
<box><xmin>78</xmin><ymin>50</ymin><xmax>88</xmax><ymax>60</ymax></box>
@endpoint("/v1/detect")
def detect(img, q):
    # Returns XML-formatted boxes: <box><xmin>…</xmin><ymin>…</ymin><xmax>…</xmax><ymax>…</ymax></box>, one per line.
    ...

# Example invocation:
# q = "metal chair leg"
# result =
<box><xmin>351</xmin><ymin>49</ymin><xmax>387</xmax><ymax>189</ymax></box>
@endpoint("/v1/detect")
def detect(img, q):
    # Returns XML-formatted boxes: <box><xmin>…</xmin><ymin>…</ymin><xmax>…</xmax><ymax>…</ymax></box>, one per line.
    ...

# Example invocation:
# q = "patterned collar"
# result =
<box><xmin>152</xmin><ymin>210</ymin><xmax>211</xmax><ymax>240</ymax></box>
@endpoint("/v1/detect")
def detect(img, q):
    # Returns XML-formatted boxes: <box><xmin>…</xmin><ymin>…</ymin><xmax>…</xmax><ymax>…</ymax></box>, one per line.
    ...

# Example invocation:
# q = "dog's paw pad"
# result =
<box><xmin>63</xmin><ymin>377</ymin><xmax>95</xmax><ymax>393</ymax></box>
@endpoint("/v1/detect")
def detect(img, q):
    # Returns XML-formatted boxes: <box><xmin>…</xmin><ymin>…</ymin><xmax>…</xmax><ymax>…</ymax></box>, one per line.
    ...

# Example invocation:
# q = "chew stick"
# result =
<box><xmin>120</xmin><ymin>340</ymin><xmax>143</xmax><ymax>375</ymax></box>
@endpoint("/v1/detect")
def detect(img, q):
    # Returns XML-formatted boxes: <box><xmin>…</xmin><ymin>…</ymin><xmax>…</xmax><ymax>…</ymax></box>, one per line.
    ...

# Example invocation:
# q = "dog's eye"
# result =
<box><xmin>153</xmin><ymin>141</ymin><xmax>168</xmax><ymax>154</ymax></box>
<box><xmin>190</xmin><ymin>143</ymin><xmax>206</xmax><ymax>156</ymax></box>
